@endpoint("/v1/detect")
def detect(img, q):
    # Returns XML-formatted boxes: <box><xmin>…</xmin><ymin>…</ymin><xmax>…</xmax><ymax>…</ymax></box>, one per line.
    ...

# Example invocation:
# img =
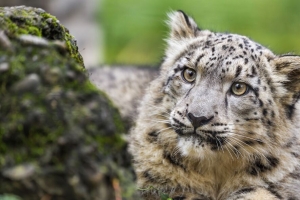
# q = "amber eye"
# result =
<box><xmin>182</xmin><ymin>68</ymin><xmax>196</xmax><ymax>83</ymax></box>
<box><xmin>231</xmin><ymin>82</ymin><xmax>248</xmax><ymax>96</ymax></box>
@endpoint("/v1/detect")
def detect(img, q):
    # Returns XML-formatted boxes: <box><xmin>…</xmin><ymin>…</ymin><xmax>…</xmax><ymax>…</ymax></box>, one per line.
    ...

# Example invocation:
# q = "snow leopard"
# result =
<box><xmin>129</xmin><ymin>10</ymin><xmax>300</xmax><ymax>200</ymax></box>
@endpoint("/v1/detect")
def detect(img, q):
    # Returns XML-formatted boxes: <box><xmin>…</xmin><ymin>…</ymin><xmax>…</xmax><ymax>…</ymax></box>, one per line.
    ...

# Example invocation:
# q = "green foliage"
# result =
<box><xmin>101</xmin><ymin>0</ymin><xmax>300</xmax><ymax>65</ymax></box>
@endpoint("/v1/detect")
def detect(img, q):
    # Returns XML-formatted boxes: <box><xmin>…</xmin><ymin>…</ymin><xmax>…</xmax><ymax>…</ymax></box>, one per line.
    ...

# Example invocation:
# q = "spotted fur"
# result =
<box><xmin>129</xmin><ymin>11</ymin><xmax>300</xmax><ymax>200</ymax></box>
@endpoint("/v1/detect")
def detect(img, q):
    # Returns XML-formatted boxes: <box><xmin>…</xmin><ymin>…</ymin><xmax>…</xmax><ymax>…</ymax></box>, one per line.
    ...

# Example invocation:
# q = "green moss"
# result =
<box><xmin>27</xmin><ymin>26</ymin><xmax>41</xmax><ymax>36</ymax></box>
<box><xmin>0</xmin><ymin>6</ymin><xmax>84</xmax><ymax>67</ymax></box>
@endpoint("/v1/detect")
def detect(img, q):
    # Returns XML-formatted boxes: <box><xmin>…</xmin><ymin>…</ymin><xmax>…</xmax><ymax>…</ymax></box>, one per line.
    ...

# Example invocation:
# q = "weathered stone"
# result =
<box><xmin>0</xmin><ymin>6</ymin><xmax>137</xmax><ymax>200</ymax></box>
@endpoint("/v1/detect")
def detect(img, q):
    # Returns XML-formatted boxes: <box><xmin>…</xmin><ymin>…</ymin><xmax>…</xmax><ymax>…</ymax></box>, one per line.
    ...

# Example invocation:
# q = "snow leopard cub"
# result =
<box><xmin>129</xmin><ymin>10</ymin><xmax>300</xmax><ymax>200</ymax></box>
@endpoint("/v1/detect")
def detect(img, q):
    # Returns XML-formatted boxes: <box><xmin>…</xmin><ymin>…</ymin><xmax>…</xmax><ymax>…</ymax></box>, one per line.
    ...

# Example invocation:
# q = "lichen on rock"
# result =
<box><xmin>0</xmin><ymin>6</ymin><xmax>136</xmax><ymax>200</ymax></box>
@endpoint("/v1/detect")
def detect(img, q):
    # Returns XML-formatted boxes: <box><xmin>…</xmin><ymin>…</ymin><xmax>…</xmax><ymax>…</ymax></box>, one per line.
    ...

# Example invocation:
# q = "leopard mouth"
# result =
<box><xmin>174</xmin><ymin>127</ymin><xmax>227</xmax><ymax>150</ymax></box>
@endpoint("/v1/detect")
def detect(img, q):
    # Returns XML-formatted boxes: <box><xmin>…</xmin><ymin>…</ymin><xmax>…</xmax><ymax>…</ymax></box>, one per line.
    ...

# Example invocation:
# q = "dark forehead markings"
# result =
<box><xmin>251</xmin><ymin>66</ymin><xmax>257</xmax><ymax>75</ymax></box>
<box><xmin>194</xmin><ymin>54</ymin><xmax>205</xmax><ymax>67</ymax></box>
<box><xmin>175</xmin><ymin>35</ymin><xmax>265</xmax><ymax>74</ymax></box>
<box><xmin>222</xmin><ymin>45</ymin><xmax>228</xmax><ymax>50</ymax></box>
<box><xmin>226</xmin><ymin>61</ymin><xmax>232</xmax><ymax>65</ymax></box>
<box><xmin>206</xmin><ymin>40</ymin><xmax>212</xmax><ymax>46</ymax></box>
<box><xmin>259</xmin><ymin>99</ymin><xmax>264</xmax><ymax>107</ymax></box>
<box><xmin>229</xmin><ymin>46</ymin><xmax>236</xmax><ymax>52</ymax></box>
<box><xmin>235</xmin><ymin>65</ymin><xmax>242</xmax><ymax>78</ymax></box>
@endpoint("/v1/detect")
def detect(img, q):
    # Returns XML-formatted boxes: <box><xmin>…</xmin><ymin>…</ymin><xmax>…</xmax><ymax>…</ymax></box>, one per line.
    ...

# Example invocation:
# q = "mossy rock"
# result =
<box><xmin>0</xmin><ymin>6</ymin><xmax>136</xmax><ymax>200</ymax></box>
<box><xmin>0</xmin><ymin>6</ymin><xmax>84</xmax><ymax>67</ymax></box>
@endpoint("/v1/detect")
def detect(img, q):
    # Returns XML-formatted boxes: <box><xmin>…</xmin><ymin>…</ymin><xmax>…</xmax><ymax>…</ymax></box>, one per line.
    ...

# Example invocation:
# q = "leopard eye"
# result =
<box><xmin>231</xmin><ymin>82</ymin><xmax>248</xmax><ymax>96</ymax></box>
<box><xmin>182</xmin><ymin>68</ymin><xmax>196</xmax><ymax>83</ymax></box>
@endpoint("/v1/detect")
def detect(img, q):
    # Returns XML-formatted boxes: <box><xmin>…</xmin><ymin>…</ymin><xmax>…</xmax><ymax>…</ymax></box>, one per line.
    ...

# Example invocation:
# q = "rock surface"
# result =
<box><xmin>89</xmin><ymin>66</ymin><xmax>159</xmax><ymax>130</ymax></box>
<box><xmin>0</xmin><ymin>6</ymin><xmax>136</xmax><ymax>200</ymax></box>
<box><xmin>0</xmin><ymin>6</ymin><xmax>84</xmax><ymax>67</ymax></box>
<box><xmin>0</xmin><ymin>0</ymin><xmax>101</xmax><ymax>68</ymax></box>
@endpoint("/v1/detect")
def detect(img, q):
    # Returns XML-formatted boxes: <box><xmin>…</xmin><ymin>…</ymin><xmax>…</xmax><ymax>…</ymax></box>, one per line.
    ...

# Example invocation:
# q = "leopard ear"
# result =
<box><xmin>272</xmin><ymin>55</ymin><xmax>300</xmax><ymax>118</ymax></box>
<box><xmin>167</xmin><ymin>10</ymin><xmax>200</xmax><ymax>41</ymax></box>
<box><xmin>273</xmin><ymin>55</ymin><xmax>300</xmax><ymax>92</ymax></box>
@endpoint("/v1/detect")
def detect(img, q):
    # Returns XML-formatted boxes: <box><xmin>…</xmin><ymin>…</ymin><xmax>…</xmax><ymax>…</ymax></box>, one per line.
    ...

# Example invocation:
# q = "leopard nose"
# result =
<box><xmin>187</xmin><ymin>113</ymin><xmax>214</xmax><ymax>128</ymax></box>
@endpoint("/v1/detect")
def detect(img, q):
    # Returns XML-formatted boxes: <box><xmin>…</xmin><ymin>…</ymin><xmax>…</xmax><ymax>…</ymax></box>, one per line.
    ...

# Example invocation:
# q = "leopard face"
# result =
<box><xmin>164</xmin><ymin>32</ymin><xmax>280</xmax><ymax>160</ymax></box>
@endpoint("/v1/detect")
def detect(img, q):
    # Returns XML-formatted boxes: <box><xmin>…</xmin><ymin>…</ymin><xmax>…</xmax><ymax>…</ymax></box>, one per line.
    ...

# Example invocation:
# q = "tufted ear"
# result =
<box><xmin>167</xmin><ymin>10</ymin><xmax>200</xmax><ymax>41</ymax></box>
<box><xmin>272</xmin><ymin>55</ymin><xmax>300</xmax><ymax>118</ymax></box>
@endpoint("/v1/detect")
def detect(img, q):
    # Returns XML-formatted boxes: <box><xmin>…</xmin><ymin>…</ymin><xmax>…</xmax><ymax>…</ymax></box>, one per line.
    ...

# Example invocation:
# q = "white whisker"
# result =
<box><xmin>227</xmin><ymin>135</ymin><xmax>268</xmax><ymax>161</ymax></box>
<box><xmin>156</xmin><ymin>126</ymin><xmax>174</xmax><ymax>134</ymax></box>
<box><xmin>215</xmin><ymin>137</ymin><xmax>225</xmax><ymax>153</ymax></box>
<box><xmin>144</xmin><ymin>119</ymin><xmax>171</xmax><ymax>123</ymax></box>
<box><xmin>230</xmin><ymin>130</ymin><xmax>276</xmax><ymax>148</ymax></box>
<box><xmin>223</xmin><ymin>140</ymin><xmax>234</xmax><ymax>160</ymax></box>
<box><xmin>226</xmin><ymin>139</ymin><xmax>240</xmax><ymax>159</ymax></box>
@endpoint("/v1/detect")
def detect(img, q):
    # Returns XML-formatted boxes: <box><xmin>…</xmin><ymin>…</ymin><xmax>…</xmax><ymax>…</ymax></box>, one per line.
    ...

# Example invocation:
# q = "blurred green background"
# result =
<box><xmin>100</xmin><ymin>0</ymin><xmax>300</xmax><ymax>65</ymax></box>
